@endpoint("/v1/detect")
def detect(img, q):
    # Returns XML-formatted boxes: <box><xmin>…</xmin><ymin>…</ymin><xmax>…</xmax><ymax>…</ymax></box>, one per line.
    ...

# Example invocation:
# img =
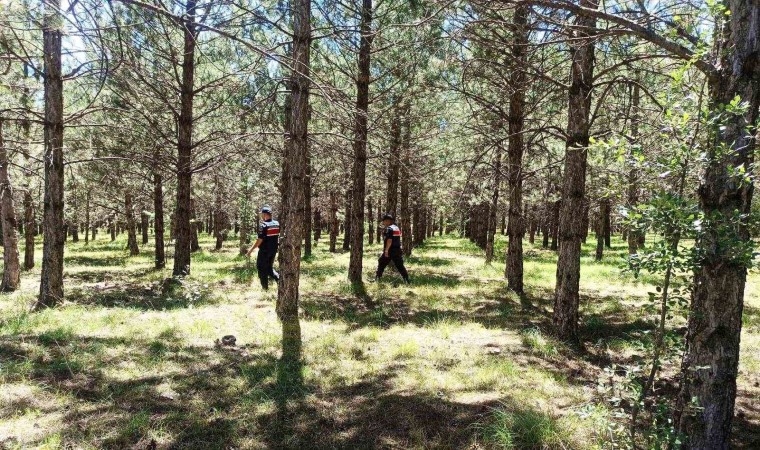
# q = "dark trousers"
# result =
<box><xmin>257</xmin><ymin>250</ymin><xmax>279</xmax><ymax>290</ymax></box>
<box><xmin>376</xmin><ymin>248</ymin><xmax>409</xmax><ymax>281</ymax></box>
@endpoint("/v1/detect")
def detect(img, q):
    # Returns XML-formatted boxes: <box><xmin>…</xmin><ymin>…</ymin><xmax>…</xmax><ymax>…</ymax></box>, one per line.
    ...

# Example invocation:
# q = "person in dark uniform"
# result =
<box><xmin>246</xmin><ymin>206</ymin><xmax>280</xmax><ymax>290</ymax></box>
<box><xmin>375</xmin><ymin>214</ymin><xmax>410</xmax><ymax>283</ymax></box>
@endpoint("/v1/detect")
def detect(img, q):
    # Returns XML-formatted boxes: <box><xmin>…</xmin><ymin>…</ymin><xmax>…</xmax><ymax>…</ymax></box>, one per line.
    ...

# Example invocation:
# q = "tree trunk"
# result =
<box><xmin>348</xmin><ymin>0</ymin><xmax>373</xmax><ymax>284</ymax></box>
<box><xmin>0</xmin><ymin>120</ymin><xmax>20</xmax><ymax>291</ymax></box>
<box><xmin>71</xmin><ymin>224</ymin><xmax>79</xmax><ymax>243</ymax></box>
<box><xmin>277</xmin><ymin>0</ymin><xmax>310</xmax><ymax>362</ymax></box>
<box><xmin>125</xmin><ymin>192</ymin><xmax>139</xmax><ymax>256</ymax></box>
<box><xmin>367</xmin><ymin>197</ymin><xmax>374</xmax><ymax>245</ymax></box>
<box><xmin>37</xmin><ymin>0</ymin><xmax>65</xmax><ymax>309</ymax></box>
<box><xmin>376</xmin><ymin>203</ymin><xmax>383</xmax><ymax>242</ymax></box>
<box><xmin>385</xmin><ymin>101</ymin><xmax>402</xmax><ymax>217</ymax></box>
<box><xmin>172</xmin><ymin>0</ymin><xmax>197</xmax><ymax>277</ymax></box>
<box><xmin>595</xmin><ymin>198</ymin><xmax>609</xmax><ymax>261</ymax></box>
<box><xmin>552</xmin><ymin>0</ymin><xmax>597</xmax><ymax>340</ymax></box>
<box><xmin>214</xmin><ymin>176</ymin><xmax>225</xmax><ymax>251</ymax></box>
<box><xmin>154</xmin><ymin>167</ymin><xmax>165</xmax><ymax>269</ymax></box>
<box><xmin>84</xmin><ymin>191</ymin><xmax>90</xmax><ymax>245</ymax></box>
<box><xmin>304</xmin><ymin>142</ymin><xmax>313</xmax><ymax>257</ymax></box>
<box><xmin>190</xmin><ymin>199</ymin><xmax>200</xmax><ymax>252</ymax></box>
<box><xmin>550</xmin><ymin>200</ymin><xmax>560</xmax><ymax>251</ymax></box>
<box><xmin>342</xmin><ymin>187</ymin><xmax>352</xmax><ymax>251</ymax></box>
<box><xmin>141</xmin><ymin>211</ymin><xmax>149</xmax><ymax>245</ymax></box>
<box><xmin>329</xmin><ymin>191</ymin><xmax>338</xmax><ymax>253</ymax></box>
<box><xmin>400</xmin><ymin>116</ymin><xmax>412</xmax><ymax>257</ymax></box>
<box><xmin>627</xmin><ymin>83</ymin><xmax>641</xmax><ymax>255</ymax></box>
<box><xmin>485</xmin><ymin>141</ymin><xmax>501</xmax><ymax>265</ymax></box>
<box><xmin>504</xmin><ymin>4</ymin><xmax>529</xmax><ymax>293</ymax></box>
<box><xmin>676</xmin><ymin>1</ymin><xmax>759</xmax><ymax>445</ymax></box>
<box><xmin>313</xmin><ymin>209</ymin><xmax>321</xmax><ymax>244</ymax></box>
<box><xmin>23</xmin><ymin>190</ymin><xmax>34</xmax><ymax>270</ymax></box>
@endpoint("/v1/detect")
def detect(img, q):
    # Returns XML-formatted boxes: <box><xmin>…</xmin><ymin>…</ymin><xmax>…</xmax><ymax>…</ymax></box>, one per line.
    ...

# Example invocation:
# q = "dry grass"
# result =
<box><xmin>0</xmin><ymin>231</ymin><xmax>757</xmax><ymax>449</ymax></box>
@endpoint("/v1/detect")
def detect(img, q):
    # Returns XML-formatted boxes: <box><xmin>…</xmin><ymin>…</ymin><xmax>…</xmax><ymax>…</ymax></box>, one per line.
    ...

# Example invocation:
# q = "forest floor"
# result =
<box><xmin>0</xmin><ymin>232</ymin><xmax>758</xmax><ymax>449</ymax></box>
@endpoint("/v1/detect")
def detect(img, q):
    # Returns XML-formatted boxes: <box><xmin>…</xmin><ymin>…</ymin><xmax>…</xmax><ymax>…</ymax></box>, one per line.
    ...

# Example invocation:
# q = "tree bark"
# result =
<box><xmin>329</xmin><ymin>191</ymin><xmax>338</xmax><ymax>253</ymax></box>
<box><xmin>190</xmin><ymin>199</ymin><xmax>200</xmax><ymax>252</ymax></box>
<box><xmin>676</xmin><ymin>1</ymin><xmax>759</xmax><ymax>445</ymax></box>
<box><xmin>141</xmin><ymin>211</ymin><xmax>149</xmax><ymax>245</ymax></box>
<box><xmin>0</xmin><ymin>119</ymin><xmax>20</xmax><ymax>291</ymax></box>
<box><xmin>485</xmin><ymin>141</ymin><xmax>501</xmax><ymax>265</ymax></box>
<box><xmin>342</xmin><ymin>187</ymin><xmax>352</xmax><ymax>251</ymax></box>
<box><xmin>125</xmin><ymin>192</ymin><xmax>139</xmax><ymax>256</ymax></box>
<box><xmin>595</xmin><ymin>198</ymin><xmax>609</xmax><ymax>261</ymax></box>
<box><xmin>348</xmin><ymin>0</ymin><xmax>373</xmax><ymax>284</ymax></box>
<box><xmin>627</xmin><ymin>83</ymin><xmax>641</xmax><ymax>254</ymax></box>
<box><xmin>304</xmin><ymin>142</ymin><xmax>313</xmax><ymax>257</ymax></box>
<box><xmin>172</xmin><ymin>0</ymin><xmax>197</xmax><ymax>277</ymax></box>
<box><xmin>277</xmin><ymin>0</ymin><xmax>310</xmax><ymax>362</ymax></box>
<box><xmin>37</xmin><ymin>0</ymin><xmax>65</xmax><ymax>309</ymax></box>
<box><xmin>313</xmin><ymin>209</ymin><xmax>321</xmax><ymax>244</ymax></box>
<box><xmin>213</xmin><ymin>176</ymin><xmax>225</xmax><ymax>251</ymax></box>
<box><xmin>400</xmin><ymin>116</ymin><xmax>412</xmax><ymax>257</ymax></box>
<box><xmin>154</xmin><ymin>166</ymin><xmax>165</xmax><ymax>269</ymax></box>
<box><xmin>84</xmin><ymin>190</ymin><xmax>90</xmax><ymax>245</ymax></box>
<box><xmin>552</xmin><ymin>0</ymin><xmax>597</xmax><ymax>340</ymax></box>
<box><xmin>385</xmin><ymin>101</ymin><xmax>402</xmax><ymax>217</ymax></box>
<box><xmin>23</xmin><ymin>190</ymin><xmax>34</xmax><ymax>270</ymax></box>
<box><xmin>504</xmin><ymin>4</ymin><xmax>529</xmax><ymax>293</ymax></box>
<box><xmin>367</xmin><ymin>197</ymin><xmax>374</xmax><ymax>245</ymax></box>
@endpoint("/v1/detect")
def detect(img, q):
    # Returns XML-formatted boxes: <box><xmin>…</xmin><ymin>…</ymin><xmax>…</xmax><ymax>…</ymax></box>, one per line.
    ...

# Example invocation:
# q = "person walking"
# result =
<box><xmin>375</xmin><ymin>214</ymin><xmax>410</xmax><ymax>283</ymax></box>
<box><xmin>246</xmin><ymin>206</ymin><xmax>280</xmax><ymax>290</ymax></box>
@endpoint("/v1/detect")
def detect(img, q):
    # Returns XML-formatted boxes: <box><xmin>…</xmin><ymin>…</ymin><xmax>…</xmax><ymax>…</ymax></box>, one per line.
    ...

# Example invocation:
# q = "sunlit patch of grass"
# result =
<box><xmin>520</xmin><ymin>327</ymin><xmax>560</xmax><ymax>358</ymax></box>
<box><xmin>480</xmin><ymin>406</ymin><xmax>568</xmax><ymax>449</ymax></box>
<box><xmin>391</xmin><ymin>339</ymin><xmax>421</xmax><ymax>359</ymax></box>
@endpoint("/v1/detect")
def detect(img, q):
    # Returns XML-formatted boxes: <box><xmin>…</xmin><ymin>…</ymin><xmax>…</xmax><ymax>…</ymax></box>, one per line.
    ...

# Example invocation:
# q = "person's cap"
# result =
<box><xmin>382</xmin><ymin>213</ymin><xmax>394</xmax><ymax>221</ymax></box>
<box><xmin>261</xmin><ymin>206</ymin><xmax>272</xmax><ymax>214</ymax></box>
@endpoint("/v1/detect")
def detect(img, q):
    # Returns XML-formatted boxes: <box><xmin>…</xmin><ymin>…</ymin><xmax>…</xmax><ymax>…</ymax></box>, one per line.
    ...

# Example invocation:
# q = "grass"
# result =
<box><xmin>0</xmin><ymin>230</ymin><xmax>758</xmax><ymax>449</ymax></box>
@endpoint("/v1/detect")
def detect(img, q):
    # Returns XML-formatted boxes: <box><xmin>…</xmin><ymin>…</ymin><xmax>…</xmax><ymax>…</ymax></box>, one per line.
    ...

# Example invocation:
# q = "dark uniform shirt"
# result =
<box><xmin>258</xmin><ymin>220</ymin><xmax>280</xmax><ymax>253</ymax></box>
<box><xmin>384</xmin><ymin>224</ymin><xmax>402</xmax><ymax>249</ymax></box>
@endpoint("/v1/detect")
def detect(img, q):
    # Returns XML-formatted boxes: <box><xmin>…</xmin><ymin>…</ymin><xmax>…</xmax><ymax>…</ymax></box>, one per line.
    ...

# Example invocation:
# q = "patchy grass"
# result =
<box><xmin>0</xmin><ymin>231</ymin><xmax>757</xmax><ymax>449</ymax></box>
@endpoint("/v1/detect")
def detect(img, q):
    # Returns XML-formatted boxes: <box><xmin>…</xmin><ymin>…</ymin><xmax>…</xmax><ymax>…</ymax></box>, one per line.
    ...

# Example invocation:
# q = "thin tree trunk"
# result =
<box><xmin>553</xmin><ymin>0</ymin><xmax>597</xmax><ymax>340</ymax></box>
<box><xmin>37</xmin><ymin>0</ymin><xmax>65</xmax><ymax>309</ymax></box>
<box><xmin>367</xmin><ymin>197</ymin><xmax>374</xmax><ymax>245</ymax></box>
<box><xmin>125</xmin><ymin>192</ymin><xmax>139</xmax><ymax>256</ymax></box>
<box><xmin>0</xmin><ymin>120</ymin><xmax>20</xmax><ymax>291</ymax></box>
<box><xmin>504</xmin><ymin>4</ymin><xmax>529</xmax><ymax>293</ymax></box>
<box><xmin>342</xmin><ymin>187</ymin><xmax>352</xmax><ymax>251</ymax></box>
<box><xmin>485</xmin><ymin>140</ymin><xmax>501</xmax><ymax>265</ymax></box>
<box><xmin>627</xmin><ymin>83</ymin><xmax>641</xmax><ymax>255</ymax></box>
<box><xmin>385</xmin><ymin>101</ymin><xmax>402</xmax><ymax>217</ymax></box>
<box><xmin>329</xmin><ymin>191</ymin><xmax>338</xmax><ymax>252</ymax></box>
<box><xmin>214</xmin><ymin>176</ymin><xmax>224</xmax><ymax>251</ymax></box>
<box><xmin>84</xmin><ymin>190</ymin><xmax>90</xmax><ymax>245</ymax></box>
<box><xmin>277</xmin><ymin>0</ymin><xmax>310</xmax><ymax>363</ymax></box>
<box><xmin>313</xmin><ymin>209</ymin><xmax>321</xmax><ymax>244</ymax></box>
<box><xmin>23</xmin><ymin>190</ymin><xmax>34</xmax><ymax>270</ymax></box>
<box><xmin>348</xmin><ymin>0</ymin><xmax>373</xmax><ymax>284</ymax></box>
<box><xmin>172</xmin><ymin>0</ymin><xmax>197</xmax><ymax>277</ymax></box>
<box><xmin>154</xmin><ymin>167</ymin><xmax>165</xmax><ymax>269</ymax></box>
<box><xmin>304</xmin><ymin>142</ymin><xmax>312</xmax><ymax>257</ymax></box>
<box><xmin>141</xmin><ymin>211</ymin><xmax>149</xmax><ymax>245</ymax></box>
<box><xmin>676</xmin><ymin>1</ymin><xmax>759</xmax><ymax>444</ymax></box>
<box><xmin>595</xmin><ymin>198</ymin><xmax>609</xmax><ymax>261</ymax></box>
<box><xmin>191</xmin><ymin>199</ymin><xmax>200</xmax><ymax>252</ymax></box>
<box><xmin>400</xmin><ymin>116</ymin><xmax>412</xmax><ymax>257</ymax></box>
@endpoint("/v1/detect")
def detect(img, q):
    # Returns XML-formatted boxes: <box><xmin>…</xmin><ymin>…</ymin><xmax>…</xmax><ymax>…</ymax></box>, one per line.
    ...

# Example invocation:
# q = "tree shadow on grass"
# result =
<box><xmin>66</xmin><ymin>279</ymin><xmax>219</xmax><ymax>310</ymax></box>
